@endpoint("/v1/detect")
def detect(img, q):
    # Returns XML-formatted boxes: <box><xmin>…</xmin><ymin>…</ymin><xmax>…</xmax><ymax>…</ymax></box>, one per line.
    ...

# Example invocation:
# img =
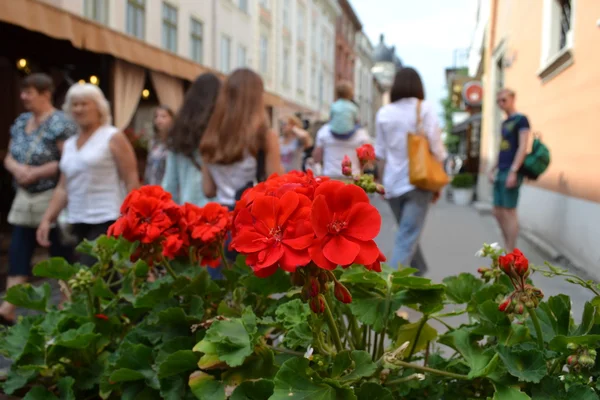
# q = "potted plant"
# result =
<box><xmin>451</xmin><ymin>172</ymin><xmax>475</xmax><ymax>206</ymax></box>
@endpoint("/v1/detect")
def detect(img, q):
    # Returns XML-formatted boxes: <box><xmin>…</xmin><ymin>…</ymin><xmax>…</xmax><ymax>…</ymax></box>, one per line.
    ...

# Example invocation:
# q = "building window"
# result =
<box><xmin>283</xmin><ymin>0</ymin><xmax>291</xmax><ymax>28</ymax></box>
<box><xmin>282</xmin><ymin>48</ymin><xmax>290</xmax><ymax>86</ymax></box>
<box><xmin>558</xmin><ymin>0</ymin><xmax>572</xmax><ymax>50</ymax></box>
<box><xmin>126</xmin><ymin>0</ymin><xmax>145</xmax><ymax>39</ymax></box>
<box><xmin>84</xmin><ymin>0</ymin><xmax>108</xmax><ymax>24</ymax></box>
<box><xmin>311</xmin><ymin>67</ymin><xmax>317</xmax><ymax>99</ymax></box>
<box><xmin>320</xmin><ymin>29</ymin><xmax>326</xmax><ymax>58</ymax></box>
<box><xmin>190</xmin><ymin>18</ymin><xmax>203</xmax><ymax>64</ymax></box>
<box><xmin>297</xmin><ymin>5</ymin><xmax>305</xmax><ymax>42</ymax></box>
<box><xmin>539</xmin><ymin>0</ymin><xmax>574</xmax><ymax>77</ymax></box>
<box><xmin>311</xmin><ymin>21</ymin><xmax>317</xmax><ymax>54</ymax></box>
<box><xmin>297</xmin><ymin>58</ymin><xmax>304</xmax><ymax>93</ymax></box>
<box><xmin>162</xmin><ymin>3</ymin><xmax>178</xmax><ymax>52</ymax></box>
<box><xmin>237</xmin><ymin>45</ymin><xmax>247</xmax><ymax>67</ymax></box>
<box><xmin>238</xmin><ymin>0</ymin><xmax>249</xmax><ymax>13</ymax></box>
<box><xmin>259</xmin><ymin>0</ymin><xmax>269</xmax><ymax>10</ymax></box>
<box><xmin>220</xmin><ymin>35</ymin><xmax>232</xmax><ymax>73</ymax></box>
<box><xmin>260</xmin><ymin>35</ymin><xmax>269</xmax><ymax>75</ymax></box>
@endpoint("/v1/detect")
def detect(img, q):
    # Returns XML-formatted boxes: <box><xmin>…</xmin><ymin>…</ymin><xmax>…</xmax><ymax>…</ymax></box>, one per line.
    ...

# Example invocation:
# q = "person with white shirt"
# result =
<box><xmin>312</xmin><ymin>123</ymin><xmax>371</xmax><ymax>179</ymax></box>
<box><xmin>36</xmin><ymin>83</ymin><xmax>139</xmax><ymax>266</ymax></box>
<box><xmin>375</xmin><ymin>67</ymin><xmax>447</xmax><ymax>275</ymax></box>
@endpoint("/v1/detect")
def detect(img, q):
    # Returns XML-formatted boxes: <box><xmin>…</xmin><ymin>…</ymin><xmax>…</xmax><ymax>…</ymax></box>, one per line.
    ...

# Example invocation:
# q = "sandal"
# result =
<box><xmin>0</xmin><ymin>315</ymin><xmax>15</xmax><ymax>327</ymax></box>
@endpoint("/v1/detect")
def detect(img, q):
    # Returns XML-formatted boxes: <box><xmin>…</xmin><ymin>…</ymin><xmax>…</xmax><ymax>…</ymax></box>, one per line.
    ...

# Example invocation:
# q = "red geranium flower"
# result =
<box><xmin>231</xmin><ymin>191</ymin><xmax>314</xmax><ymax>277</ymax></box>
<box><xmin>356</xmin><ymin>144</ymin><xmax>376</xmax><ymax>163</ymax></box>
<box><xmin>308</xmin><ymin>180</ymin><xmax>382</xmax><ymax>270</ymax></box>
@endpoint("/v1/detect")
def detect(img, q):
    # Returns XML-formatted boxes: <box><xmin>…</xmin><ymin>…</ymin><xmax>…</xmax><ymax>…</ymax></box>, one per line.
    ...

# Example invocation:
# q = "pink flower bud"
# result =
<box><xmin>498</xmin><ymin>298</ymin><xmax>511</xmax><ymax>312</ymax></box>
<box><xmin>341</xmin><ymin>155</ymin><xmax>352</xmax><ymax>168</ymax></box>
<box><xmin>334</xmin><ymin>282</ymin><xmax>352</xmax><ymax>304</ymax></box>
<box><xmin>342</xmin><ymin>166</ymin><xmax>353</xmax><ymax>177</ymax></box>
<box><xmin>309</xmin><ymin>295</ymin><xmax>325</xmax><ymax>314</ymax></box>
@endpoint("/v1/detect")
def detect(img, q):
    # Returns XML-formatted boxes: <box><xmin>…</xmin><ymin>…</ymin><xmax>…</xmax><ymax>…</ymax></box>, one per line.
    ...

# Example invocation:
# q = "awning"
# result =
<box><xmin>452</xmin><ymin>113</ymin><xmax>482</xmax><ymax>134</ymax></box>
<box><xmin>0</xmin><ymin>0</ymin><xmax>284</xmax><ymax>107</ymax></box>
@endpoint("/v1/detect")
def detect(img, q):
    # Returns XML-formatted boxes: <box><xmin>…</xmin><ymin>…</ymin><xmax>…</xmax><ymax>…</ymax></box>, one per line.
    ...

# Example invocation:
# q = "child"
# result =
<box><xmin>329</xmin><ymin>81</ymin><xmax>360</xmax><ymax>138</ymax></box>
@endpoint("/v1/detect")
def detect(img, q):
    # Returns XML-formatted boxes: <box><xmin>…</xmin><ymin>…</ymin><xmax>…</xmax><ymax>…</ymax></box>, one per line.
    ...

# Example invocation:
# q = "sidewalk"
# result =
<box><xmin>373</xmin><ymin>194</ymin><xmax>594</xmax><ymax>319</ymax></box>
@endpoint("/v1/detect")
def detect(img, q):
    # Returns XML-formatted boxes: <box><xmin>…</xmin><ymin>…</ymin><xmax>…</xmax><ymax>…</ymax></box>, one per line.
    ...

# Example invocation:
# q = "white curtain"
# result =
<box><xmin>150</xmin><ymin>70</ymin><xmax>185</xmax><ymax>113</ymax></box>
<box><xmin>112</xmin><ymin>59</ymin><xmax>146</xmax><ymax>129</ymax></box>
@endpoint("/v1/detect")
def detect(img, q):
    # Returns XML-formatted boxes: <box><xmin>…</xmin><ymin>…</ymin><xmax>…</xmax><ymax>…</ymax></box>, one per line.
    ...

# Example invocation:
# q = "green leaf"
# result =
<box><xmin>23</xmin><ymin>386</ymin><xmax>59</xmax><ymax>400</ymax></box>
<box><xmin>574</xmin><ymin>301</ymin><xmax>596</xmax><ymax>336</ymax></box>
<box><xmin>111</xmin><ymin>343</ymin><xmax>159</xmax><ymax>389</ymax></box>
<box><xmin>275</xmin><ymin>300</ymin><xmax>312</xmax><ymax>349</ymax></box>
<box><xmin>471</xmin><ymin>300</ymin><xmax>511</xmax><ymax>340</ymax></box>
<box><xmin>492</xmin><ymin>383</ymin><xmax>531</xmax><ymax>400</ymax></box>
<box><xmin>439</xmin><ymin>328</ymin><xmax>496</xmax><ymax>378</ymax></box>
<box><xmin>189</xmin><ymin>371</ymin><xmax>225</xmax><ymax>400</ymax></box>
<box><xmin>333</xmin><ymin>350</ymin><xmax>377</xmax><ymax>382</ymax></box>
<box><xmin>340</xmin><ymin>265</ymin><xmax>388</xmax><ymax>287</ymax></box>
<box><xmin>157</xmin><ymin>350</ymin><xmax>199</xmax><ymax>379</ymax></box>
<box><xmin>355</xmin><ymin>382</ymin><xmax>393</xmax><ymax>400</ymax></box>
<box><xmin>395</xmin><ymin>320</ymin><xmax>438</xmax><ymax>354</ymax></box>
<box><xmin>240</xmin><ymin>268</ymin><xmax>291</xmax><ymax>296</ymax></box>
<box><xmin>443</xmin><ymin>273</ymin><xmax>484</xmax><ymax>304</ymax></box>
<box><xmin>230</xmin><ymin>380</ymin><xmax>274</xmax><ymax>400</ymax></box>
<box><xmin>33</xmin><ymin>257</ymin><xmax>78</xmax><ymax>280</ymax></box>
<box><xmin>549</xmin><ymin>335</ymin><xmax>600</xmax><ymax>353</ymax></box>
<box><xmin>547</xmin><ymin>295</ymin><xmax>571</xmax><ymax>336</ymax></box>
<box><xmin>133</xmin><ymin>280</ymin><xmax>174</xmax><ymax>309</ymax></box>
<box><xmin>133</xmin><ymin>259</ymin><xmax>150</xmax><ymax>277</ymax></box>
<box><xmin>270</xmin><ymin>357</ymin><xmax>355</xmax><ymax>400</ymax></box>
<box><xmin>531</xmin><ymin>377</ymin><xmax>568</xmax><ymax>400</ymax></box>
<box><xmin>527</xmin><ymin>302</ymin><xmax>558</xmax><ymax>343</ymax></box>
<box><xmin>567</xmin><ymin>384</ymin><xmax>600</xmax><ymax>400</ymax></box>
<box><xmin>195</xmin><ymin>319</ymin><xmax>254</xmax><ymax>367</ymax></box>
<box><xmin>93</xmin><ymin>278</ymin><xmax>116</xmax><ymax>299</ymax></box>
<box><xmin>349</xmin><ymin>292</ymin><xmax>404</xmax><ymax>332</ymax></box>
<box><xmin>496</xmin><ymin>344</ymin><xmax>547</xmax><ymax>383</ymax></box>
<box><xmin>55</xmin><ymin>322</ymin><xmax>100</xmax><ymax>349</ymax></box>
<box><xmin>2</xmin><ymin>368</ymin><xmax>37</xmax><ymax>395</ymax></box>
<box><xmin>4</xmin><ymin>282</ymin><xmax>51</xmax><ymax>311</ymax></box>
<box><xmin>57</xmin><ymin>376</ymin><xmax>76</xmax><ymax>400</ymax></box>
<box><xmin>0</xmin><ymin>317</ymin><xmax>45</xmax><ymax>363</ymax></box>
<box><xmin>159</xmin><ymin>375</ymin><xmax>187</xmax><ymax>400</ymax></box>
<box><xmin>393</xmin><ymin>274</ymin><xmax>446</xmax><ymax>314</ymax></box>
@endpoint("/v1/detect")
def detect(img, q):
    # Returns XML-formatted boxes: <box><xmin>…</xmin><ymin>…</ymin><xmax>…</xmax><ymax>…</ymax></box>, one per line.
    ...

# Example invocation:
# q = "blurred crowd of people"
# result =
<box><xmin>1</xmin><ymin>66</ymin><xmax>447</xmax><ymax>325</ymax></box>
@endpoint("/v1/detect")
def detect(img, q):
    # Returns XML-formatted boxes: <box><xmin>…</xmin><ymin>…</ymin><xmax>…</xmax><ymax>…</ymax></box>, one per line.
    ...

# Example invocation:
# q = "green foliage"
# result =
<box><xmin>450</xmin><ymin>172</ymin><xmax>475</xmax><ymax>188</ymax></box>
<box><xmin>1</xmin><ymin>236</ymin><xmax>600</xmax><ymax>399</ymax></box>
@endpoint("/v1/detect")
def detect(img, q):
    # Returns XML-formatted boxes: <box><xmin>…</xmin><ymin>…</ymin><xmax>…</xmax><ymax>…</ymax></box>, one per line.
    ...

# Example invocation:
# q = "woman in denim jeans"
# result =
<box><xmin>374</xmin><ymin>68</ymin><xmax>447</xmax><ymax>275</ymax></box>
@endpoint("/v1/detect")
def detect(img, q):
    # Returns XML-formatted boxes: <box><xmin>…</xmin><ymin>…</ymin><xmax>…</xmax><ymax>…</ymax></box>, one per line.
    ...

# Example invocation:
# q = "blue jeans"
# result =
<box><xmin>8</xmin><ymin>225</ymin><xmax>74</xmax><ymax>277</ymax></box>
<box><xmin>388</xmin><ymin>189</ymin><xmax>433</xmax><ymax>275</ymax></box>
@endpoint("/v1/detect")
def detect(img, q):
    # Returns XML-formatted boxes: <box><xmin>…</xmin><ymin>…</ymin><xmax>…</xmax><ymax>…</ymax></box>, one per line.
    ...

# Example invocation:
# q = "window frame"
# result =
<box><xmin>84</xmin><ymin>0</ymin><xmax>108</xmax><ymax>24</ymax></box>
<box><xmin>162</xmin><ymin>2</ymin><xmax>178</xmax><ymax>53</ymax></box>
<box><xmin>220</xmin><ymin>35</ymin><xmax>232</xmax><ymax>73</ymax></box>
<box><xmin>538</xmin><ymin>0</ymin><xmax>576</xmax><ymax>82</ymax></box>
<box><xmin>238</xmin><ymin>0</ymin><xmax>249</xmax><ymax>13</ymax></box>
<box><xmin>297</xmin><ymin>4</ymin><xmax>306</xmax><ymax>42</ymax></box>
<box><xmin>126</xmin><ymin>0</ymin><xmax>146</xmax><ymax>39</ymax></box>
<box><xmin>260</xmin><ymin>34</ymin><xmax>269</xmax><ymax>76</ymax></box>
<box><xmin>190</xmin><ymin>17</ymin><xmax>204</xmax><ymax>64</ymax></box>
<box><xmin>237</xmin><ymin>45</ymin><xmax>248</xmax><ymax>68</ymax></box>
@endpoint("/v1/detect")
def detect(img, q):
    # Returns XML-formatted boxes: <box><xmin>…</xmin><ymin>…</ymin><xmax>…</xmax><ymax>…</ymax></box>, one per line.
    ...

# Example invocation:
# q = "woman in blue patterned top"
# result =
<box><xmin>0</xmin><ymin>73</ymin><xmax>76</xmax><ymax>326</ymax></box>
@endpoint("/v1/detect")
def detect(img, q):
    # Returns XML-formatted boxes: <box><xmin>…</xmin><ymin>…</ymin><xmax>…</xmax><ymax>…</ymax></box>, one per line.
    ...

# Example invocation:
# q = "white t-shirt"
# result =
<box><xmin>315</xmin><ymin>124</ymin><xmax>371</xmax><ymax>178</ymax></box>
<box><xmin>374</xmin><ymin>98</ymin><xmax>447</xmax><ymax>198</ymax></box>
<box><xmin>279</xmin><ymin>137</ymin><xmax>301</xmax><ymax>172</ymax></box>
<box><xmin>206</xmin><ymin>154</ymin><xmax>257</xmax><ymax>207</ymax></box>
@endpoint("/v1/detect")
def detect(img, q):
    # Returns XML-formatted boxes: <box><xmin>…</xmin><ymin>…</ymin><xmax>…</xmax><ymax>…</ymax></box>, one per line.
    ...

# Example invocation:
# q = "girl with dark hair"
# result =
<box><xmin>200</xmin><ymin>68</ymin><xmax>283</xmax><ymax>208</ymax></box>
<box><xmin>161</xmin><ymin>73</ymin><xmax>221</xmax><ymax>206</ymax></box>
<box><xmin>145</xmin><ymin>105</ymin><xmax>174</xmax><ymax>185</ymax></box>
<box><xmin>374</xmin><ymin>67</ymin><xmax>447</xmax><ymax>275</ymax></box>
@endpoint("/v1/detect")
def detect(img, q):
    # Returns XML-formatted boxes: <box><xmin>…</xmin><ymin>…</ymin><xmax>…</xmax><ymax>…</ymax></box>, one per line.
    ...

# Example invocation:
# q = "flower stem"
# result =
<box><xmin>162</xmin><ymin>257</ymin><xmax>178</xmax><ymax>280</ymax></box>
<box><xmin>219</xmin><ymin>245</ymin><xmax>231</xmax><ymax>270</ymax></box>
<box><xmin>407</xmin><ymin>316</ymin><xmax>428</xmax><ymax>361</ymax></box>
<box><xmin>377</xmin><ymin>276</ymin><xmax>393</xmax><ymax>359</ymax></box>
<box><xmin>384</xmin><ymin>360</ymin><xmax>469</xmax><ymax>382</ymax></box>
<box><xmin>528</xmin><ymin>307</ymin><xmax>544</xmax><ymax>350</ymax></box>
<box><xmin>323</xmin><ymin>298</ymin><xmax>344</xmax><ymax>352</ymax></box>
<box><xmin>268</xmin><ymin>345</ymin><xmax>305</xmax><ymax>357</ymax></box>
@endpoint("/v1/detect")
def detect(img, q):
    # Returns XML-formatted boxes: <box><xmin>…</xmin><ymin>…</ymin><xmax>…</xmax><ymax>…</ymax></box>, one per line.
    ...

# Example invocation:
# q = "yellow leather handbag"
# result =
<box><xmin>407</xmin><ymin>100</ymin><xmax>449</xmax><ymax>192</ymax></box>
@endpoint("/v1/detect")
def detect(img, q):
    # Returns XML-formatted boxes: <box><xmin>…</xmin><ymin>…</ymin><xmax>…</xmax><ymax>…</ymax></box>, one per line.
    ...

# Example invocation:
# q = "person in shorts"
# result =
<box><xmin>488</xmin><ymin>89</ymin><xmax>531</xmax><ymax>251</ymax></box>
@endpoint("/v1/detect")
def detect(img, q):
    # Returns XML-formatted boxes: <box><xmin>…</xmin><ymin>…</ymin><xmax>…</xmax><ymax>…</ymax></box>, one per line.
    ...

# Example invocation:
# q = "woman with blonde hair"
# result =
<box><xmin>36</xmin><ymin>83</ymin><xmax>139</xmax><ymax>266</ymax></box>
<box><xmin>279</xmin><ymin>114</ymin><xmax>313</xmax><ymax>172</ymax></box>
<box><xmin>200</xmin><ymin>68</ymin><xmax>283</xmax><ymax>208</ymax></box>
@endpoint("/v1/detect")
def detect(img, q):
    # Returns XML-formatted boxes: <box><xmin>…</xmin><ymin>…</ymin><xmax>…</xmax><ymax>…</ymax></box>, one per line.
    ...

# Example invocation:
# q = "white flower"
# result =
<box><xmin>490</xmin><ymin>242</ymin><xmax>501</xmax><ymax>250</ymax></box>
<box><xmin>304</xmin><ymin>346</ymin><xmax>314</xmax><ymax>360</ymax></box>
<box><xmin>475</xmin><ymin>248</ymin><xmax>485</xmax><ymax>258</ymax></box>
<box><xmin>415</xmin><ymin>373</ymin><xmax>426</xmax><ymax>381</ymax></box>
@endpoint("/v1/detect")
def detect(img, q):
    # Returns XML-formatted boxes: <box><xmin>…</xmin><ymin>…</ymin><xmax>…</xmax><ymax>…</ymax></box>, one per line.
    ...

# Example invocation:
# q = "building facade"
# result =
<box><xmin>253</xmin><ymin>0</ymin><xmax>340</xmax><ymax>122</ymax></box>
<box><xmin>335</xmin><ymin>0</ymin><xmax>361</xmax><ymax>89</ymax></box>
<box><xmin>476</xmin><ymin>0</ymin><xmax>600</xmax><ymax>270</ymax></box>
<box><xmin>354</xmin><ymin>31</ymin><xmax>374</xmax><ymax>135</ymax></box>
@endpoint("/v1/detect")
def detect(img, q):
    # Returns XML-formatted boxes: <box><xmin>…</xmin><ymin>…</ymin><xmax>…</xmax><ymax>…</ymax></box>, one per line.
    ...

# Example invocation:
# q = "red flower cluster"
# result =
<box><xmin>108</xmin><ymin>186</ymin><xmax>231</xmax><ymax>268</ymax></box>
<box><xmin>230</xmin><ymin>172</ymin><xmax>385</xmax><ymax>278</ymax></box>
<box><xmin>498</xmin><ymin>248</ymin><xmax>529</xmax><ymax>277</ymax></box>
<box><xmin>356</xmin><ymin>144</ymin><xmax>376</xmax><ymax>165</ymax></box>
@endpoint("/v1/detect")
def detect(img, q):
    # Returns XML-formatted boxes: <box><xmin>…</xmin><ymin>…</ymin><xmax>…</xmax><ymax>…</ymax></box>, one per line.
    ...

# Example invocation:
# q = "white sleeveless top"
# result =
<box><xmin>60</xmin><ymin>125</ymin><xmax>125</xmax><ymax>224</ymax></box>
<box><xmin>206</xmin><ymin>154</ymin><xmax>257</xmax><ymax>206</ymax></box>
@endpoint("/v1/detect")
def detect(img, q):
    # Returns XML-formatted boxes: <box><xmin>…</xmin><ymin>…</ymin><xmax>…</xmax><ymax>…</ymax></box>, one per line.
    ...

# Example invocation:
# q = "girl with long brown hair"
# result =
<box><xmin>200</xmin><ymin>68</ymin><xmax>283</xmax><ymax>207</ymax></box>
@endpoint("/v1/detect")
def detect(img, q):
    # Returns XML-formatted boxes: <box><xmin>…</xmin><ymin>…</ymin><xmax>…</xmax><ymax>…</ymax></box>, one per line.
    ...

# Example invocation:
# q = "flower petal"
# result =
<box><xmin>352</xmin><ymin>239</ymin><xmax>381</xmax><ymax>266</ymax></box>
<box><xmin>309</xmin><ymin>242</ymin><xmax>337</xmax><ymax>270</ymax></box>
<box><xmin>323</xmin><ymin>235</ymin><xmax>361</xmax><ymax>266</ymax></box>
<box><xmin>311</xmin><ymin>195</ymin><xmax>332</xmax><ymax>238</ymax></box>
<box><xmin>251</xmin><ymin>195</ymin><xmax>278</xmax><ymax>230</ymax></box>
<box><xmin>276</xmin><ymin>191</ymin><xmax>299</xmax><ymax>226</ymax></box>
<box><xmin>231</xmin><ymin>230</ymin><xmax>268</xmax><ymax>253</ymax></box>
<box><xmin>256</xmin><ymin>243</ymin><xmax>285</xmax><ymax>269</ymax></box>
<box><xmin>344</xmin><ymin>202</ymin><xmax>382</xmax><ymax>241</ymax></box>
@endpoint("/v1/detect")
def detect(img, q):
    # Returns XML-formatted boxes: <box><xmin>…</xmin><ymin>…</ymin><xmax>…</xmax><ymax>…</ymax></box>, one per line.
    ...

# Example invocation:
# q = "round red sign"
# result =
<box><xmin>462</xmin><ymin>81</ymin><xmax>483</xmax><ymax>106</ymax></box>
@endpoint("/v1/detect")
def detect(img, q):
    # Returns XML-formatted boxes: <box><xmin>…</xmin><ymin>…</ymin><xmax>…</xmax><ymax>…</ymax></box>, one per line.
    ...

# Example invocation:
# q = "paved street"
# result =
<box><xmin>372</xmin><ymin>192</ymin><xmax>595</xmax><ymax>325</ymax></box>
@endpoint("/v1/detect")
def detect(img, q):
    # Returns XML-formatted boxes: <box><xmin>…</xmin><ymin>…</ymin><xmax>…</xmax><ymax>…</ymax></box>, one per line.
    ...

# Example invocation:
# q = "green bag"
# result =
<box><xmin>520</xmin><ymin>136</ymin><xmax>550</xmax><ymax>180</ymax></box>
